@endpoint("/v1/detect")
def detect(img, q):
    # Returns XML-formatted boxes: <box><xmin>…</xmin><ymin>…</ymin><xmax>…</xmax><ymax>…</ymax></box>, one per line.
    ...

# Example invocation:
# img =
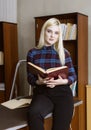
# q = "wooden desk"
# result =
<box><xmin>0</xmin><ymin>99</ymin><xmax>83</xmax><ymax>130</ymax></box>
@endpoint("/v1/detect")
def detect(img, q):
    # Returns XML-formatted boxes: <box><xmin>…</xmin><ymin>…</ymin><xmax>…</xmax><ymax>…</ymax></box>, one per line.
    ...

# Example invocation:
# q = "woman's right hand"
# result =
<box><xmin>36</xmin><ymin>74</ymin><xmax>50</xmax><ymax>85</ymax></box>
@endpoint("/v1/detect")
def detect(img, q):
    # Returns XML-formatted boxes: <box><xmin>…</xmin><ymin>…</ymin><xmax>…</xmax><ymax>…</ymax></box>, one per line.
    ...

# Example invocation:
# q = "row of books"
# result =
<box><xmin>61</xmin><ymin>23</ymin><xmax>77</xmax><ymax>40</ymax></box>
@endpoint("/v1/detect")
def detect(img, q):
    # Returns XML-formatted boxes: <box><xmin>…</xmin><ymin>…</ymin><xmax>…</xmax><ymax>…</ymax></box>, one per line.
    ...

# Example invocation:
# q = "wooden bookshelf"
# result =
<box><xmin>0</xmin><ymin>22</ymin><xmax>18</xmax><ymax>102</ymax></box>
<box><xmin>34</xmin><ymin>12</ymin><xmax>88</xmax><ymax>130</ymax></box>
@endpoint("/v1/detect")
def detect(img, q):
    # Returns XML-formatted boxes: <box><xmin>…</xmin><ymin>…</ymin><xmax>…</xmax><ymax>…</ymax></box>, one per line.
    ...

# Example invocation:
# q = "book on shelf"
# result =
<box><xmin>69</xmin><ymin>24</ymin><xmax>77</xmax><ymax>40</ymax></box>
<box><xmin>0</xmin><ymin>51</ymin><xmax>4</xmax><ymax>65</ymax></box>
<box><xmin>0</xmin><ymin>83</ymin><xmax>5</xmax><ymax>91</ymax></box>
<box><xmin>1</xmin><ymin>98</ymin><xmax>32</xmax><ymax>109</ymax></box>
<box><xmin>64</xmin><ymin>23</ymin><xmax>73</xmax><ymax>40</ymax></box>
<box><xmin>28</xmin><ymin>62</ymin><xmax>68</xmax><ymax>79</ymax></box>
<box><xmin>61</xmin><ymin>23</ymin><xmax>67</xmax><ymax>40</ymax></box>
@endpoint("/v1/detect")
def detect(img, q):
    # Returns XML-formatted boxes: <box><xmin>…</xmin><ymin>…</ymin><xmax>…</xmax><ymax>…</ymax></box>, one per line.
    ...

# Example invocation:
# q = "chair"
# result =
<box><xmin>9</xmin><ymin>59</ymin><xmax>30</xmax><ymax>100</ymax></box>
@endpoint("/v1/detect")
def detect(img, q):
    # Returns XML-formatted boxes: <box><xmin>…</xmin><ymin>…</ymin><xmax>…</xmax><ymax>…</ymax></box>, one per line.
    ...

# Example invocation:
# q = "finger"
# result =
<box><xmin>47</xmin><ymin>84</ymin><xmax>55</xmax><ymax>88</ymax></box>
<box><xmin>58</xmin><ymin>75</ymin><xmax>62</xmax><ymax>79</ymax></box>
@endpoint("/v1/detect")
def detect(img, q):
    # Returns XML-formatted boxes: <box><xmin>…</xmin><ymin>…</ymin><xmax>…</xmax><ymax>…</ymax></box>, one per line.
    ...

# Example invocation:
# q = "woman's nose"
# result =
<box><xmin>51</xmin><ymin>32</ymin><xmax>54</xmax><ymax>37</ymax></box>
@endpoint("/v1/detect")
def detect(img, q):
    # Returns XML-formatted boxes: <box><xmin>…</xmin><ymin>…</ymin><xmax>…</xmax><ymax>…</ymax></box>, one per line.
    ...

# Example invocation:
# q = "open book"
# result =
<box><xmin>1</xmin><ymin>98</ymin><xmax>32</xmax><ymax>109</ymax></box>
<box><xmin>28</xmin><ymin>62</ymin><xmax>68</xmax><ymax>79</ymax></box>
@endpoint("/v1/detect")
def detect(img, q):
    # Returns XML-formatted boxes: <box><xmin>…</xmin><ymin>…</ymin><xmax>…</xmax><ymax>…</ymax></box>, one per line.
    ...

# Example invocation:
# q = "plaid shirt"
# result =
<box><xmin>27</xmin><ymin>45</ymin><xmax>77</xmax><ymax>86</ymax></box>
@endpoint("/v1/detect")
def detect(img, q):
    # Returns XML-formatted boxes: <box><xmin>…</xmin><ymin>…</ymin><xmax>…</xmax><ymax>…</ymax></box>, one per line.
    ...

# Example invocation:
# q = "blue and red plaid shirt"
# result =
<box><xmin>27</xmin><ymin>45</ymin><xmax>77</xmax><ymax>86</ymax></box>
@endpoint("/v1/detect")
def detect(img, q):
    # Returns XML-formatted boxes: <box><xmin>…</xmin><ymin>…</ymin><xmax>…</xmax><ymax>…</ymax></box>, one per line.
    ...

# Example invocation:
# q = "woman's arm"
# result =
<box><xmin>27</xmin><ymin>49</ymin><xmax>38</xmax><ymax>86</ymax></box>
<box><xmin>65</xmin><ymin>49</ymin><xmax>77</xmax><ymax>85</ymax></box>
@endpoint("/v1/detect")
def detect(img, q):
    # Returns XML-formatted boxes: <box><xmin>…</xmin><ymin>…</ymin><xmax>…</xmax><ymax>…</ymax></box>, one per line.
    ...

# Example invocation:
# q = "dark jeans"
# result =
<box><xmin>27</xmin><ymin>85</ymin><xmax>74</xmax><ymax>130</ymax></box>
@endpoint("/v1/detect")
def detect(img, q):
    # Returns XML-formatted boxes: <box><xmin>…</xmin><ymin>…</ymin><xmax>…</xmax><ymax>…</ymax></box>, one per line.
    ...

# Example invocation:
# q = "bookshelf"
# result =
<box><xmin>0</xmin><ymin>22</ymin><xmax>18</xmax><ymax>102</ymax></box>
<box><xmin>34</xmin><ymin>12</ymin><xmax>88</xmax><ymax>130</ymax></box>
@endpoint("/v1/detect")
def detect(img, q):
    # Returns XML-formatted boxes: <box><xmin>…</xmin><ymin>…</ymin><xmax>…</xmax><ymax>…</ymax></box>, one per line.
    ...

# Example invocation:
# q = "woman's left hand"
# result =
<box><xmin>45</xmin><ymin>75</ymin><xmax>68</xmax><ymax>88</ymax></box>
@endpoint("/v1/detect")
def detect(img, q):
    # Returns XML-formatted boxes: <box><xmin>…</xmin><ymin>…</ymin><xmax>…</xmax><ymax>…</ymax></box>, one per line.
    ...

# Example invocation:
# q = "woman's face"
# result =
<box><xmin>44</xmin><ymin>25</ymin><xmax>60</xmax><ymax>46</ymax></box>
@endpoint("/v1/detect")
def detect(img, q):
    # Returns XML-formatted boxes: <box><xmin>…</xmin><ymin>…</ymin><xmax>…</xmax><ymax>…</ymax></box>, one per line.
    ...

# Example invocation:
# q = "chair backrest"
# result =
<box><xmin>9</xmin><ymin>60</ymin><xmax>32</xmax><ymax>100</ymax></box>
<box><xmin>70</xmin><ymin>81</ymin><xmax>77</xmax><ymax>97</ymax></box>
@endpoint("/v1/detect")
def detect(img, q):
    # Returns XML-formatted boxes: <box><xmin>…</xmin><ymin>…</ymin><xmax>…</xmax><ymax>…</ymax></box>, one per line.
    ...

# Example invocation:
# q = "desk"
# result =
<box><xmin>0</xmin><ymin>99</ymin><xmax>83</xmax><ymax>130</ymax></box>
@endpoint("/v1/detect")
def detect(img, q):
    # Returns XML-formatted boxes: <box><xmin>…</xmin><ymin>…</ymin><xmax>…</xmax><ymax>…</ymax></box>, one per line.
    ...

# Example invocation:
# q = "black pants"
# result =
<box><xmin>27</xmin><ymin>85</ymin><xmax>74</xmax><ymax>130</ymax></box>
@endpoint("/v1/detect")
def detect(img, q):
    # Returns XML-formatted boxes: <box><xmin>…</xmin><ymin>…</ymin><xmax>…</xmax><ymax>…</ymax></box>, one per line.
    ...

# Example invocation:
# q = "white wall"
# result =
<box><xmin>0</xmin><ymin>0</ymin><xmax>17</xmax><ymax>23</ymax></box>
<box><xmin>17</xmin><ymin>0</ymin><xmax>91</xmax><ymax>84</ymax></box>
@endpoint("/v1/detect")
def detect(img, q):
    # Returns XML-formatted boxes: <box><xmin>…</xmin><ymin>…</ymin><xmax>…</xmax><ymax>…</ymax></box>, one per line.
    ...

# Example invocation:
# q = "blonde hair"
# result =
<box><xmin>37</xmin><ymin>18</ymin><xmax>65</xmax><ymax>65</ymax></box>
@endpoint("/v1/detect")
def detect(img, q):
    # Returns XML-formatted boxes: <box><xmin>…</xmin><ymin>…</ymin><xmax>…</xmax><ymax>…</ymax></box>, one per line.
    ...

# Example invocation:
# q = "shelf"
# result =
<box><xmin>0</xmin><ymin>22</ymin><xmax>18</xmax><ymax>101</ymax></box>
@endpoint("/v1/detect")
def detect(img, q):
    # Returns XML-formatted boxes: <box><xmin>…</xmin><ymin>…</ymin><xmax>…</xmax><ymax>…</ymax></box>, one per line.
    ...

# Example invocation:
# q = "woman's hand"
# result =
<box><xmin>36</xmin><ymin>74</ymin><xmax>51</xmax><ymax>85</ymax></box>
<box><xmin>36</xmin><ymin>75</ymin><xmax>68</xmax><ymax>88</ymax></box>
<box><xmin>46</xmin><ymin>75</ymin><xmax>68</xmax><ymax>88</ymax></box>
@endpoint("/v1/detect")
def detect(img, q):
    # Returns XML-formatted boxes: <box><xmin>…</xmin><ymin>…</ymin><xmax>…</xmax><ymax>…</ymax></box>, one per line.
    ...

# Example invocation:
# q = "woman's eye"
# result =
<box><xmin>46</xmin><ymin>29</ymin><xmax>59</xmax><ymax>35</ymax></box>
<box><xmin>47</xmin><ymin>29</ymin><xmax>51</xmax><ymax>33</ymax></box>
<box><xmin>55</xmin><ymin>32</ymin><xmax>59</xmax><ymax>35</ymax></box>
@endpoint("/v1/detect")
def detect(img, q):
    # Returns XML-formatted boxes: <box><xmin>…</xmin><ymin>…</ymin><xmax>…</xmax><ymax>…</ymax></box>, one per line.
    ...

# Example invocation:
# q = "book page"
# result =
<box><xmin>46</xmin><ymin>66</ymin><xmax>67</xmax><ymax>73</ymax></box>
<box><xmin>1</xmin><ymin>98</ymin><xmax>32</xmax><ymax>109</ymax></box>
<box><xmin>28</xmin><ymin>62</ymin><xmax>46</xmax><ymax>73</ymax></box>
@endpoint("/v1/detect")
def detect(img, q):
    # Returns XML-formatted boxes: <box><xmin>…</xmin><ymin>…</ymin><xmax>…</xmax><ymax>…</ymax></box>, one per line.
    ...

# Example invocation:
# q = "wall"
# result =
<box><xmin>0</xmin><ymin>0</ymin><xmax>17</xmax><ymax>23</ymax></box>
<box><xmin>17</xmin><ymin>0</ymin><xmax>91</xmax><ymax>84</ymax></box>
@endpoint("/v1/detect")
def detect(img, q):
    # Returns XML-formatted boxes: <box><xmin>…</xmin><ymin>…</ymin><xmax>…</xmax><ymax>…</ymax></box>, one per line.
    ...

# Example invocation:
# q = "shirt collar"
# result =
<box><xmin>42</xmin><ymin>45</ymin><xmax>54</xmax><ymax>50</ymax></box>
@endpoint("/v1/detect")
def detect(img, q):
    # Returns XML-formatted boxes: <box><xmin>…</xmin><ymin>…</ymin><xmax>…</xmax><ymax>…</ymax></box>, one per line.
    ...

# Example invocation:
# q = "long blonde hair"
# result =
<box><xmin>37</xmin><ymin>18</ymin><xmax>65</xmax><ymax>65</ymax></box>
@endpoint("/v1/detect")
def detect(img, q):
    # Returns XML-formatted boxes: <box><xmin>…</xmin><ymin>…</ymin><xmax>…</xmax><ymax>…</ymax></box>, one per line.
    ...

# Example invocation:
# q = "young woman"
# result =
<box><xmin>27</xmin><ymin>18</ymin><xmax>77</xmax><ymax>130</ymax></box>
